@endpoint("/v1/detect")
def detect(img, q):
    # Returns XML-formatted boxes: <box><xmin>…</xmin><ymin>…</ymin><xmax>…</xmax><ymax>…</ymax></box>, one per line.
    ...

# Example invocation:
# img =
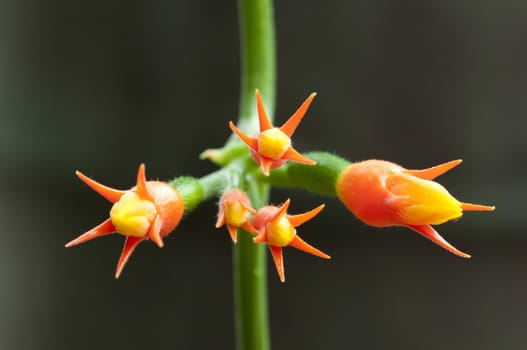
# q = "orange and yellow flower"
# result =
<box><xmin>336</xmin><ymin>159</ymin><xmax>494</xmax><ymax>257</ymax></box>
<box><xmin>216</xmin><ymin>189</ymin><xmax>258</xmax><ymax>243</ymax></box>
<box><xmin>251</xmin><ymin>199</ymin><xmax>329</xmax><ymax>282</ymax></box>
<box><xmin>230</xmin><ymin>90</ymin><xmax>317</xmax><ymax>176</ymax></box>
<box><xmin>66</xmin><ymin>164</ymin><xmax>184</xmax><ymax>278</ymax></box>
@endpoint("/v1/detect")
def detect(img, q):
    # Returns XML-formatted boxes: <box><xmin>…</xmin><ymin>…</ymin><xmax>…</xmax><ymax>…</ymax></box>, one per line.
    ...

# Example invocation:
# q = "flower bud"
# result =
<box><xmin>216</xmin><ymin>189</ymin><xmax>258</xmax><ymax>243</ymax></box>
<box><xmin>337</xmin><ymin>159</ymin><xmax>494</xmax><ymax>257</ymax></box>
<box><xmin>110</xmin><ymin>192</ymin><xmax>157</xmax><ymax>237</ymax></box>
<box><xmin>252</xmin><ymin>199</ymin><xmax>329</xmax><ymax>282</ymax></box>
<box><xmin>229</xmin><ymin>90</ymin><xmax>316</xmax><ymax>176</ymax></box>
<box><xmin>66</xmin><ymin>164</ymin><xmax>185</xmax><ymax>278</ymax></box>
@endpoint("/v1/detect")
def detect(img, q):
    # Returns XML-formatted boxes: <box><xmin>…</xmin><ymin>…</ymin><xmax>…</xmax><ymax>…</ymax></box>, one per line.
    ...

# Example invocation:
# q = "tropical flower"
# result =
<box><xmin>215</xmin><ymin>189</ymin><xmax>258</xmax><ymax>243</ymax></box>
<box><xmin>66</xmin><ymin>164</ymin><xmax>185</xmax><ymax>278</ymax></box>
<box><xmin>251</xmin><ymin>199</ymin><xmax>330</xmax><ymax>282</ymax></box>
<box><xmin>230</xmin><ymin>90</ymin><xmax>317</xmax><ymax>176</ymax></box>
<box><xmin>336</xmin><ymin>159</ymin><xmax>495</xmax><ymax>257</ymax></box>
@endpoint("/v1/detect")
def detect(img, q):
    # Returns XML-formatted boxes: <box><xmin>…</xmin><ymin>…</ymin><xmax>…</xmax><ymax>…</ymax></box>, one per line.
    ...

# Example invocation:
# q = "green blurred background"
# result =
<box><xmin>1</xmin><ymin>0</ymin><xmax>526</xmax><ymax>349</ymax></box>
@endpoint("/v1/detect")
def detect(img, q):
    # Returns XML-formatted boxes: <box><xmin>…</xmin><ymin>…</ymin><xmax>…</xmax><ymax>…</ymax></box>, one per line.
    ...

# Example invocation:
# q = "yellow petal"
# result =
<box><xmin>110</xmin><ymin>192</ymin><xmax>157</xmax><ymax>237</ymax></box>
<box><xmin>225</xmin><ymin>201</ymin><xmax>251</xmax><ymax>227</ymax></box>
<box><xmin>388</xmin><ymin>173</ymin><xmax>462</xmax><ymax>225</ymax></box>
<box><xmin>257</xmin><ymin>128</ymin><xmax>291</xmax><ymax>160</ymax></box>
<box><xmin>266</xmin><ymin>216</ymin><xmax>296</xmax><ymax>247</ymax></box>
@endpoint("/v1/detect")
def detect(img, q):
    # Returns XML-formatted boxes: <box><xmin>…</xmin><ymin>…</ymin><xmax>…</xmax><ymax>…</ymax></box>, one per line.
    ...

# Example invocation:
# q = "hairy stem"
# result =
<box><xmin>233</xmin><ymin>0</ymin><xmax>275</xmax><ymax>349</ymax></box>
<box><xmin>263</xmin><ymin>152</ymin><xmax>351</xmax><ymax>196</ymax></box>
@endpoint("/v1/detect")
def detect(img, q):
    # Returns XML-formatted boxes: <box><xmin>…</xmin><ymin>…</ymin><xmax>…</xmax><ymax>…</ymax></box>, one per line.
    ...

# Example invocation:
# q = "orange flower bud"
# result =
<box><xmin>229</xmin><ymin>90</ymin><xmax>317</xmax><ymax>176</ymax></box>
<box><xmin>66</xmin><ymin>164</ymin><xmax>184</xmax><ymax>278</ymax></box>
<box><xmin>215</xmin><ymin>189</ymin><xmax>258</xmax><ymax>243</ymax></box>
<box><xmin>252</xmin><ymin>199</ymin><xmax>329</xmax><ymax>282</ymax></box>
<box><xmin>336</xmin><ymin>159</ymin><xmax>495</xmax><ymax>257</ymax></box>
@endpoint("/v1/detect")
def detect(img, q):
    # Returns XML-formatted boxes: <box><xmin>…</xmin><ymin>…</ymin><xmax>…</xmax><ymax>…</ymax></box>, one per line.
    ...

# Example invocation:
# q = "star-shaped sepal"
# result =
<box><xmin>251</xmin><ymin>199</ymin><xmax>330</xmax><ymax>282</ymax></box>
<box><xmin>229</xmin><ymin>90</ymin><xmax>317</xmax><ymax>176</ymax></box>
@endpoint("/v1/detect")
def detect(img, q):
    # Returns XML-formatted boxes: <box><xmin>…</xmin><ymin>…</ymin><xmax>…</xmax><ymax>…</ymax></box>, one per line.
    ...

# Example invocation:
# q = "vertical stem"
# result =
<box><xmin>233</xmin><ymin>0</ymin><xmax>275</xmax><ymax>349</ymax></box>
<box><xmin>234</xmin><ymin>0</ymin><xmax>276</xmax><ymax>135</ymax></box>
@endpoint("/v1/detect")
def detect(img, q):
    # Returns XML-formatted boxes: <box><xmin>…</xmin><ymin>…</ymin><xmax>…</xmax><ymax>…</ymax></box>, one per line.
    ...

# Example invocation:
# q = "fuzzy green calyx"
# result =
<box><xmin>169</xmin><ymin>176</ymin><xmax>204</xmax><ymax>214</ymax></box>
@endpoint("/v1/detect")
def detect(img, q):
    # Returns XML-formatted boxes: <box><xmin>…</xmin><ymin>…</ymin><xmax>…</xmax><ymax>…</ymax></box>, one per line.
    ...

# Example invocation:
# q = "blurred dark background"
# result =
<box><xmin>1</xmin><ymin>0</ymin><xmax>526</xmax><ymax>349</ymax></box>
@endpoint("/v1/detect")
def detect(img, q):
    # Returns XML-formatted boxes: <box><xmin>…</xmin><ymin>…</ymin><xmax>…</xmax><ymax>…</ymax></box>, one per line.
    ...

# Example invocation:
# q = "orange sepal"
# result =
<box><xmin>259</xmin><ymin>158</ymin><xmax>274</xmax><ymax>177</ymax></box>
<box><xmin>406</xmin><ymin>224</ymin><xmax>471</xmax><ymax>258</ymax></box>
<box><xmin>405</xmin><ymin>159</ymin><xmax>462</xmax><ymax>180</ymax></box>
<box><xmin>287</xmin><ymin>204</ymin><xmax>325</xmax><ymax>227</ymax></box>
<box><xmin>255</xmin><ymin>89</ymin><xmax>273</xmax><ymax>131</ymax></box>
<box><xmin>229</xmin><ymin>121</ymin><xmax>258</xmax><ymax>150</ymax></box>
<box><xmin>460</xmin><ymin>202</ymin><xmax>495</xmax><ymax>211</ymax></box>
<box><xmin>253</xmin><ymin>230</ymin><xmax>267</xmax><ymax>244</ymax></box>
<box><xmin>65</xmin><ymin>218</ymin><xmax>116</xmax><ymax>247</ymax></box>
<box><xmin>269</xmin><ymin>245</ymin><xmax>285</xmax><ymax>282</ymax></box>
<box><xmin>288</xmin><ymin>235</ymin><xmax>330</xmax><ymax>259</ymax></box>
<box><xmin>241</xmin><ymin>221</ymin><xmax>259</xmax><ymax>235</ymax></box>
<box><xmin>148</xmin><ymin>215</ymin><xmax>164</xmax><ymax>248</ymax></box>
<box><xmin>276</xmin><ymin>199</ymin><xmax>291</xmax><ymax>218</ymax></box>
<box><xmin>115</xmin><ymin>236</ymin><xmax>144</xmax><ymax>279</ymax></box>
<box><xmin>75</xmin><ymin>171</ymin><xmax>126</xmax><ymax>203</ymax></box>
<box><xmin>227</xmin><ymin>225</ymin><xmax>239</xmax><ymax>243</ymax></box>
<box><xmin>215</xmin><ymin>211</ymin><xmax>225</xmax><ymax>228</ymax></box>
<box><xmin>280</xmin><ymin>92</ymin><xmax>317</xmax><ymax>137</ymax></box>
<box><xmin>135</xmin><ymin>163</ymin><xmax>153</xmax><ymax>200</ymax></box>
<box><xmin>282</xmin><ymin>147</ymin><xmax>316</xmax><ymax>166</ymax></box>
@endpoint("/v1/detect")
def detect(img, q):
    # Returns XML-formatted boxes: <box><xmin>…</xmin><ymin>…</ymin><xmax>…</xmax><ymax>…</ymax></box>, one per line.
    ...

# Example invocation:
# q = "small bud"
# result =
<box><xmin>252</xmin><ymin>199</ymin><xmax>329</xmax><ymax>282</ymax></box>
<box><xmin>216</xmin><ymin>189</ymin><xmax>258</xmax><ymax>243</ymax></box>
<box><xmin>230</xmin><ymin>90</ymin><xmax>317</xmax><ymax>176</ymax></box>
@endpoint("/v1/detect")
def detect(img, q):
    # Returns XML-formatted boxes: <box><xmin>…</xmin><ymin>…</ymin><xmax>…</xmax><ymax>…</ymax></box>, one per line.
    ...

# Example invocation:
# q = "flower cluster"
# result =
<box><xmin>67</xmin><ymin>89</ymin><xmax>495</xmax><ymax>281</ymax></box>
<box><xmin>216</xmin><ymin>189</ymin><xmax>328</xmax><ymax>281</ymax></box>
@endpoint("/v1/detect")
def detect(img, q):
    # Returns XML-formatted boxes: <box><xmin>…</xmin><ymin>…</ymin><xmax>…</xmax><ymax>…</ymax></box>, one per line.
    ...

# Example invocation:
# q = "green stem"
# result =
<box><xmin>199</xmin><ymin>162</ymin><xmax>242</xmax><ymax>200</ymax></box>
<box><xmin>169</xmin><ymin>160</ymin><xmax>244</xmax><ymax>215</ymax></box>
<box><xmin>262</xmin><ymin>152</ymin><xmax>351</xmax><ymax>196</ymax></box>
<box><xmin>232</xmin><ymin>0</ymin><xmax>276</xmax><ymax>138</ymax></box>
<box><xmin>233</xmin><ymin>0</ymin><xmax>275</xmax><ymax>349</ymax></box>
